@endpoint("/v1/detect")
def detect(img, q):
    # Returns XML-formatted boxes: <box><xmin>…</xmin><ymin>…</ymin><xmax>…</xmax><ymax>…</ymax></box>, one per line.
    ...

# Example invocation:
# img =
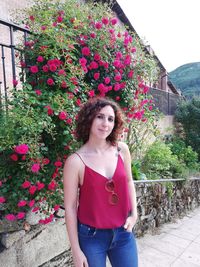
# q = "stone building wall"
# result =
<box><xmin>0</xmin><ymin>178</ymin><xmax>199</xmax><ymax>267</ymax></box>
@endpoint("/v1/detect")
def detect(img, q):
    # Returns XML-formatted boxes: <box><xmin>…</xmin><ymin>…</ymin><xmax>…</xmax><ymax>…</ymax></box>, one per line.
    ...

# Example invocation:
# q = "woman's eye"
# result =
<box><xmin>97</xmin><ymin>115</ymin><xmax>103</xmax><ymax>119</ymax></box>
<box><xmin>108</xmin><ymin>117</ymin><xmax>114</xmax><ymax>122</ymax></box>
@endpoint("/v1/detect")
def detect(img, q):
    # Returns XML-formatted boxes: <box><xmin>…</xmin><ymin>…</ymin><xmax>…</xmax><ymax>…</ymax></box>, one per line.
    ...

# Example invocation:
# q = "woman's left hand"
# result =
<box><xmin>124</xmin><ymin>214</ymin><xmax>137</xmax><ymax>232</ymax></box>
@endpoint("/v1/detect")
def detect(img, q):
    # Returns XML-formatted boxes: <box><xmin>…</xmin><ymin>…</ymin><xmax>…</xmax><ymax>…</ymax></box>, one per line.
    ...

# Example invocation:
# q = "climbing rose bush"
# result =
<box><xmin>0</xmin><ymin>0</ymin><xmax>158</xmax><ymax>224</ymax></box>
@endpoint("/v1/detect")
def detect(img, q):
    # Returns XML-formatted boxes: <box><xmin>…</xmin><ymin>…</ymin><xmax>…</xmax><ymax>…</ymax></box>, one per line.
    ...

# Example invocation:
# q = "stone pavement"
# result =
<box><xmin>107</xmin><ymin>207</ymin><xmax>200</xmax><ymax>267</ymax></box>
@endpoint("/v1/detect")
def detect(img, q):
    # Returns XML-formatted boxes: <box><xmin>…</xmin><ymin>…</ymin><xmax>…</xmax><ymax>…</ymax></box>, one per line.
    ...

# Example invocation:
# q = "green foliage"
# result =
<box><xmin>169</xmin><ymin>62</ymin><xmax>200</xmax><ymax>98</ymax></box>
<box><xmin>141</xmin><ymin>141</ymin><xmax>186</xmax><ymax>180</ymax></box>
<box><xmin>167</xmin><ymin>137</ymin><xmax>199</xmax><ymax>170</ymax></box>
<box><xmin>175</xmin><ymin>97</ymin><xmax>200</xmax><ymax>161</ymax></box>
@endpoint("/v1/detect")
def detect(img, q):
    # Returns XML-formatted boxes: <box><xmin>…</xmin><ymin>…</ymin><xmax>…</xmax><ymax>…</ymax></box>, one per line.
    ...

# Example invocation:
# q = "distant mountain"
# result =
<box><xmin>169</xmin><ymin>62</ymin><xmax>200</xmax><ymax>98</ymax></box>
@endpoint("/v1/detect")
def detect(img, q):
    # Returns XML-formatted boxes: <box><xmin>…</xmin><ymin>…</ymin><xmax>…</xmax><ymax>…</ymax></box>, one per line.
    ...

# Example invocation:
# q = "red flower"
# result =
<box><xmin>47</xmin><ymin>78</ymin><xmax>54</xmax><ymax>86</ymax></box>
<box><xmin>88</xmin><ymin>90</ymin><xmax>95</xmax><ymax>97</ymax></box>
<box><xmin>42</xmin><ymin>65</ymin><xmax>48</xmax><ymax>72</ymax></box>
<box><xmin>29</xmin><ymin>185</ymin><xmax>37</xmax><ymax>195</ymax></box>
<box><xmin>37</xmin><ymin>56</ymin><xmax>44</xmax><ymax>62</ymax></box>
<box><xmin>49</xmin><ymin>64</ymin><xmax>57</xmax><ymax>72</ymax></box>
<box><xmin>22</xmin><ymin>181</ymin><xmax>31</xmax><ymax>189</ymax></box>
<box><xmin>10</xmin><ymin>154</ymin><xmax>18</xmax><ymax>161</ymax></box>
<box><xmin>76</xmin><ymin>99</ymin><xmax>81</xmax><ymax>106</ymax></box>
<box><xmin>61</xmin><ymin>80</ymin><xmax>67</xmax><ymax>88</ymax></box>
<box><xmin>48</xmin><ymin>180</ymin><xmax>57</xmax><ymax>191</ymax></box>
<box><xmin>13</xmin><ymin>79</ymin><xmax>18</xmax><ymax>86</ymax></box>
<box><xmin>58</xmin><ymin>69</ymin><xmax>66</xmax><ymax>76</ymax></box>
<box><xmin>31</xmin><ymin>163</ymin><xmax>40</xmax><ymax>173</ymax></box>
<box><xmin>59</xmin><ymin>111</ymin><xmax>68</xmax><ymax>120</ymax></box>
<box><xmin>79</xmin><ymin>57</ymin><xmax>87</xmax><ymax>66</ymax></box>
<box><xmin>104</xmin><ymin>77</ymin><xmax>111</xmax><ymax>84</ymax></box>
<box><xmin>54</xmin><ymin>161</ymin><xmax>62</xmax><ymax>167</ymax></box>
<box><xmin>110</xmin><ymin>18</ymin><xmax>117</xmax><ymax>25</ymax></box>
<box><xmin>29</xmin><ymin>200</ymin><xmax>35</xmax><ymax>208</ymax></box>
<box><xmin>35</xmin><ymin>89</ymin><xmax>42</xmax><ymax>95</ymax></box>
<box><xmin>5</xmin><ymin>214</ymin><xmax>16</xmax><ymax>221</ymax></box>
<box><xmin>95</xmin><ymin>22</ymin><xmax>102</xmax><ymax>29</ymax></box>
<box><xmin>17</xmin><ymin>212</ymin><xmax>25</xmax><ymax>220</ymax></box>
<box><xmin>29</xmin><ymin>15</ymin><xmax>35</xmax><ymax>21</ymax></box>
<box><xmin>102</xmin><ymin>17</ymin><xmax>109</xmax><ymax>25</ymax></box>
<box><xmin>90</xmin><ymin>33</ymin><xmax>96</xmax><ymax>38</ymax></box>
<box><xmin>57</xmin><ymin>16</ymin><xmax>63</xmax><ymax>23</ymax></box>
<box><xmin>42</xmin><ymin>158</ymin><xmax>50</xmax><ymax>165</ymax></box>
<box><xmin>94</xmin><ymin>72</ymin><xmax>100</xmax><ymax>80</ymax></box>
<box><xmin>0</xmin><ymin>197</ymin><xmax>6</xmax><ymax>203</ymax></box>
<box><xmin>81</xmin><ymin>47</ymin><xmax>90</xmax><ymax>56</ymax></box>
<box><xmin>36</xmin><ymin>181</ymin><xmax>45</xmax><ymax>190</ymax></box>
<box><xmin>18</xmin><ymin>200</ymin><xmax>27</xmax><ymax>207</ymax></box>
<box><xmin>15</xmin><ymin>144</ymin><xmax>29</xmax><ymax>154</ymax></box>
<box><xmin>30</xmin><ymin>65</ymin><xmax>39</xmax><ymax>73</ymax></box>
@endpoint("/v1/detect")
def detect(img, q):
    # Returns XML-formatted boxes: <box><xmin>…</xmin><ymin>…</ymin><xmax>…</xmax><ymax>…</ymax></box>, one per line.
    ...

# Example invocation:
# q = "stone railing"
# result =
<box><xmin>0</xmin><ymin>177</ymin><xmax>200</xmax><ymax>267</ymax></box>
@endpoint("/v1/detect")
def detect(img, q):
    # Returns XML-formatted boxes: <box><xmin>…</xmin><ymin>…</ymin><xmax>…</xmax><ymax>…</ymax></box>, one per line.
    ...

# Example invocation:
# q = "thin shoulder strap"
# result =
<box><xmin>74</xmin><ymin>152</ymin><xmax>86</xmax><ymax>165</ymax></box>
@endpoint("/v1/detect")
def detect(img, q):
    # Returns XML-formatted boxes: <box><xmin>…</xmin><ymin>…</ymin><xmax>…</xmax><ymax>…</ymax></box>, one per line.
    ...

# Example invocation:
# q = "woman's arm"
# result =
<box><xmin>119</xmin><ymin>141</ymin><xmax>138</xmax><ymax>231</ymax></box>
<box><xmin>63</xmin><ymin>154</ymin><xmax>88</xmax><ymax>267</ymax></box>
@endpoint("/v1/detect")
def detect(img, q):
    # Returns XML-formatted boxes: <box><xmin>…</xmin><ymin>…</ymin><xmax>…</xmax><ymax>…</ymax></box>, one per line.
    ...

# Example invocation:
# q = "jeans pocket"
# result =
<box><xmin>78</xmin><ymin>223</ymin><xmax>97</xmax><ymax>237</ymax></box>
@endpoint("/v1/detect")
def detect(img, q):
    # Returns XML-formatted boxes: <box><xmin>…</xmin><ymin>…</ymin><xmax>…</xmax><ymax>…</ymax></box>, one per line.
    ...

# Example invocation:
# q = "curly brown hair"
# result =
<box><xmin>76</xmin><ymin>97</ymin><xmax>125</xmax><ymax>144</ymax></box>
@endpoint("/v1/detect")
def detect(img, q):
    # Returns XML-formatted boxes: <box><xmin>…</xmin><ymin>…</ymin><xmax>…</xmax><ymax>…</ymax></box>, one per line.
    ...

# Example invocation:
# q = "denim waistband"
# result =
<box><xmin>78</xmin><ymin>220</ymin><xmax>125</xmax><ymax>231</ymax></box>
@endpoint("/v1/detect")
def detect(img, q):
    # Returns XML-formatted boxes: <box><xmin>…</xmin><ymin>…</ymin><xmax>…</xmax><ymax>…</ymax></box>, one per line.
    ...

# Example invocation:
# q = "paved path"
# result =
<box><xmin>107</xmin><ymin>207</ymin><xmax>200</xmax><ymax>266</ymax></box>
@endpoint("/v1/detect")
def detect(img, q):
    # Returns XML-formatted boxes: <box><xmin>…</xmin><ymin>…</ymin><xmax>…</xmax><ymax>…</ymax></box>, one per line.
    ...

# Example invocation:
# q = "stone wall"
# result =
<box><xmin>0</xmin><ymin>178</ymin><xmax>200</xmax><ymax>267</ymax></box>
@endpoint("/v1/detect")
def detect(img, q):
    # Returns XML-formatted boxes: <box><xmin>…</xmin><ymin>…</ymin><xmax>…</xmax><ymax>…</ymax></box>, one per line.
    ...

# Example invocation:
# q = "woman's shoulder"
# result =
<box><xmin>117</xmin><ymin>141</ymin><xmax>129</xmax><ymax>153</ymax></box>
<box><xmin>64</xmin><ymin>151</ymin><xmax>83</xmax><ymax>168</ymax></box>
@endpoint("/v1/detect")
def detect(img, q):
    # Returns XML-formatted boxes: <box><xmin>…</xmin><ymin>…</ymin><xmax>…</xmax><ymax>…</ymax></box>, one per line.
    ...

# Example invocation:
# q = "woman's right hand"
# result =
<box><xmin>72</xmin><ymin>249</ymin><xmax>89</xmax><ymax>267</ymax></box>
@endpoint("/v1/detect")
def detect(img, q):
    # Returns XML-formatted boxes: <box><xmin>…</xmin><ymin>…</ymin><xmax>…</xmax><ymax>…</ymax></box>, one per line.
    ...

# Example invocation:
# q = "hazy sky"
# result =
<box><xmin>118</xmin><ymin>0</ymin><xmax>200</xmax><ymax>72</ymax></box>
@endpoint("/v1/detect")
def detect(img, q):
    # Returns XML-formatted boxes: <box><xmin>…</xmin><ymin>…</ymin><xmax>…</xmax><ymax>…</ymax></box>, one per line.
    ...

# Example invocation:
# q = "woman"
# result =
<box><xmin>63</xmin><ymin>97</ymin><xmax>138</xmax><ymax>267</ymax></box>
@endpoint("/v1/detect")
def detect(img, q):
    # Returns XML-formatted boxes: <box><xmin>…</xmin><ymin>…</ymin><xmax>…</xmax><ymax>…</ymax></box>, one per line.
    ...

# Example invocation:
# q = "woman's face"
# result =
<box><xmin>90</xmin><ymin>105</ymin><xmax>115</xmax><ymax>140</ymax></box>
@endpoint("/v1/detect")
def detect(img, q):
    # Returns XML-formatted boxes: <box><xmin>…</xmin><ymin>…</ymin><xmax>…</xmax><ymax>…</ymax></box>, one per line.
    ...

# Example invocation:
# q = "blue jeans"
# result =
<box><xmin>78</xmin><ymin>222</ymin><xmax>138</xmax><ymax>267</ymax></box>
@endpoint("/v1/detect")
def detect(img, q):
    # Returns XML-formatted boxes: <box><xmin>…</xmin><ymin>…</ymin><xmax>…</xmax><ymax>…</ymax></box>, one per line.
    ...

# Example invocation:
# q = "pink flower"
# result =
<box><xmin>49</xmin><ymin>64</ymin><xmax>57</xmax><ymax>72</ymax></box>
<box><xmin>102</xmin><ymin>17</ymin><xmax>109</xmax><ymax>25</ymax></box>
<box><xmin>5</xmin><ymin>214</ymin><xmax>16</xmax><ymax>221</ymax></box>
<box><xmin>143</xmin><ymin>86</ymin><xmax>149</xmax><ymax>94</ymax></box>
<box><xmin>110</xmin><ymin>18</ymin><xmax>117</xmax><ymax>25</ymax></box>
<box><xmin>17</xmin><ymin>212</ymin><xmax>25</xmax><ymax>220</ymax></box>
<box><xmin>58</xmin><ymin>69</ymin><xmax>66</xmax><ymax>76</ymax></box>
<box><xmin>94</xmin><ymin>72</ymin><xmax>100</xmax><ymax>80</ymax></box>
<box><xmin>88</xmin><ymin>90</ymin><xmax>95</xmax><ymax>97</ymax></box>
<box><xmin>41</xmin><ymin>25</ymin><xmax>47</xmax><ymax>31</ymax></box>
<box><xmin>76</xmin><ymin>99</ymin><xmax>82</xmax><ymax>106</ymax></box>
<box><xmin>36</xmin><ymin>182</ymin><xmax>45</xmax><ymax>190</ymax></box>
<box><xmin>0</xmin><ymin>181</ymin><xmax>2</xmax><ymax>187</ymax></box>
<box><xmin>35</xmin><ymin>89</ymin><xmax>42</xmax><ymax>95</ymax></box>
<box><xmin>95</xmin><ymin>22</ymin><xmax>102</xmax><ymax>29</ymax></box>
<box><xmin>59</xmin><ymin>111</ymin><xmax>68</xmax><ymax>120</ymax></box>
<box><xmin>31</xmin><ymin>163</ymin><xmax>40</xmax><ymax>173</ymax></box>
<box><xmin>22</xmin><ymin>180</ymin><xmax>31</xmax><ymax>189</ymax></box>
<box><xmin>42</xmin><ymin>65</ymin><xmax>48</xmax><ymax>72</ymax></box>
<box><xmin>42</xmin><ymin>158</ymin><xmax>50</xmax><ymax>165</ymax></box>
<box><xmin>114</xmin><ymin>74</ymin><xmax>122</xmax><ymax>82</ymax></box>
<box><xmin>10</xmin><ymin>154</ymin><xmax>18</xmax><ymax>161</ymax></box>
<box><xmin>104</xmin><ymin>77</ymin><xmax>111</xmax><ymax>84</ymax></box>
<box><xmin>0</xmin><ymin>197</ymin><xmax>6</xmax><ymax>203</ymax></box>
<box><xmin>57</xmin><ymin>16</ymin><xmax>63</xmax><ymax>23</ymax></box>
<box><xmin>114</xmin><ymin>83</ymin><xmax>121</xmax><ymax>91</ymax></box>
<box><xmin>32</xmin><ymin>206</ymin><xmax>39</xmax><ymax>212</ymax></box>
<box><xmin>29</xmin><ymin>15</ymin><xmax>35</xmax><ymax>21</ymax></box>
<box><xmin>37</xmin><ymin>56</ymin><xmax>44</xmax><ymax>62</ymax></box>
<box><xmin>54</xmin><ymin>205</ymin><xmax>60</xmax><ymax>211</ymax></box>
<box><xmin>29</xmin><ymin>200</ymin><xmax>35</xmax><ymax>208</ymax></box>
<box><xmin>15</xmin><ymin>144</ymin><xmax>29</xmax><ymax>154</ymax></box>
<box><xmin>29</xmin><ymin>185</ymin><xmax>37</xmax><ymax>195</ymax></box>
<box><xmin>30</xmin><ymin>65</ymin><xmax>39</xmax><ymax>74</ymax></box>
<box><xmin>90</xmin><ymin>33</ymin><xmax>96</xmax><ymax>38</ymax></box>
<box><xmin>79</xmin><ymin>57</ymin><xmax>87</xmax><ymax>66</ymax></box>
<box><xmin>113</xmin><ymin>60</ymin><xmax>121</xmax><ymax>68</ymax></box>
<box><xmin>61</xmin><ymin>80</ymin><xmax>67</xmax><ymax>88</ymax></box>
<box><xmin>66</xmin><ymin>118</ymin><xmax>72</xmax><ymax>125</ymax></box>
<box><xmin>89</xmin><ymin>61</ymin><xmax>98</xmax><ymax>69</ymax></box>
<box><xmin>47</xmin><ymin>78</ymin><xmax>54</xmax><ymax>86</ymax></box>
<box><xmin>48</xmin><ymin>180</ymin><xmax>57</xmax><ymax>191</ymax></box>
<box><xmin>17</xmin><ymin>200</ymin><xmax>27</xmax><ymax>207</ymax></box>
<box><xmin>13</xmin><ymin>80</ymin><xmax>18</xmax><ymax>86</ymax></box>
<box><xmin>94</xmin><ymin>53</ymin><xmax>101</xmax><ymax>61</ymax></box>
<box><xmin>128</xmin><ymin>70</ymin><xmax>134</xmax><ymax>79</ymax></box>
<box><xmin>81</xmin><ymin>47</ymin><xmax>90</xmax><ymax>56</ymax></box>
<box><xmin>148</xmin><ymin>106</ymin><xmax>153</xmax><ymax>111</ymax></box>
<box><xmin>54</xmin><ymin>161</ymin><xmax>62</xmax><ymax>167</ymax></box>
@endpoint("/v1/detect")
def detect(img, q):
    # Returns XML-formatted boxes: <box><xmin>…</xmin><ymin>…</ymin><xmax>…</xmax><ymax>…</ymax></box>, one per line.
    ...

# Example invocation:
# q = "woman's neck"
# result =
<box><xmin>84</xmin><ymin>139</ymin><xmax>111</xmax><ymax>154</ymax></box>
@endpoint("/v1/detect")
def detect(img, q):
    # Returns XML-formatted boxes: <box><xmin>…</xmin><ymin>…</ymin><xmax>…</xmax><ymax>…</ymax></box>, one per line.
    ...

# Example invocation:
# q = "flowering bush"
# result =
<box><xmin>0</xmin><ymin>0</ymin><xmax>158</xmax><ymax>224</ymax></box>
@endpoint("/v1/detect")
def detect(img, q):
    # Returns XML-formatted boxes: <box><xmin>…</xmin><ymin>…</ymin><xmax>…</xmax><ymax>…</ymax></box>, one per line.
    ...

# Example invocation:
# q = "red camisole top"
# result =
<box><xmin>76</xmin><ymin>153</ymin><xmax>131</xmax><ymax>229</ymax></box>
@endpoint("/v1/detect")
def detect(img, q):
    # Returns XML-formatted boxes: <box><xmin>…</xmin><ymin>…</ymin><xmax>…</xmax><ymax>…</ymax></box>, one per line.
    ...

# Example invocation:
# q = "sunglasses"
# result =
<box><xmin>105</xmin><ymin>179</ymin><xmax>118</xmax><ymax>205</ymax></box>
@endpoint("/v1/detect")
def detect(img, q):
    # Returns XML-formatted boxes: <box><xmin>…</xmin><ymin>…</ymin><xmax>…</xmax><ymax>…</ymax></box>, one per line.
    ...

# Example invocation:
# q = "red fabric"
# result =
<box><xmin>77</xmin><ymin>155</ymin><xmax>131</xmax><ymax>229</ymax></box>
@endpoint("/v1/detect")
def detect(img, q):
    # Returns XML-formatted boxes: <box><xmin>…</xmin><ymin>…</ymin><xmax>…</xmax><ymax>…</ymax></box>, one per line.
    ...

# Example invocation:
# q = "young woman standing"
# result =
<box><xmin>63</xmin><ymin>97</ymin><xmax>138</xmax><ymax>267</ymax></box>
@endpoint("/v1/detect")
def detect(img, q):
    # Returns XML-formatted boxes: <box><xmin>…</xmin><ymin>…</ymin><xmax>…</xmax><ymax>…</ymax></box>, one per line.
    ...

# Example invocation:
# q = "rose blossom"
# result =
<box><xmin>0</xmin><ymin>197</ymin><xmax>6</xmax><ymax>203</ymax></box>
<box><xmin>30</xmin><ymin>65</ymin><xmax>39</xmax><ymax>73</ymax></box>
<box><xmin>59</xmin><ymin>111</ymin><xmax>68</xmax><ymax>120</ymax></box>
<box><xmin>10</xmin><ymin>154</ymin><xmax>18</xmax><ymax>161</ymax></box>
<box><xmin>15</xmin><ymin>144</ymin><xmax>29</xmax><ymax>155</ymax></box>
<box><xmin>81</xmin><ymin>47</ymin><xmax>90</xmax><ymax>56</ymax></box>
<box><xmin>29</xmin><ymin>185</ymin><xmax>37</xmax><ymax>195</ymax></box>
<box><xmin>17</xmin><ymin>200</ymin><xmax>27</xmax><ymax>207</ymax></box>
<box><xmin>47</xmin><ymin>78</ymin><xmax>54</xmax><ymax>86</ymax></box>
<box><xmin>17</xmin><ymin>212</ymin><xmax>25</xmax><ymax>220</ymax></box>
<box><xmin>22</xmin><ymin>180</ymin><xmax>31</xmax><ymax>189</ymax></box>
<box><xmin>31</xmin><ymin>163</ymin><xmax>40</xmax><ymax>173</ymax></box>
<box><xmin>5</xmin><ymin>214</ymin><xmax>16</xmax><ymax>221</ymax></box>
